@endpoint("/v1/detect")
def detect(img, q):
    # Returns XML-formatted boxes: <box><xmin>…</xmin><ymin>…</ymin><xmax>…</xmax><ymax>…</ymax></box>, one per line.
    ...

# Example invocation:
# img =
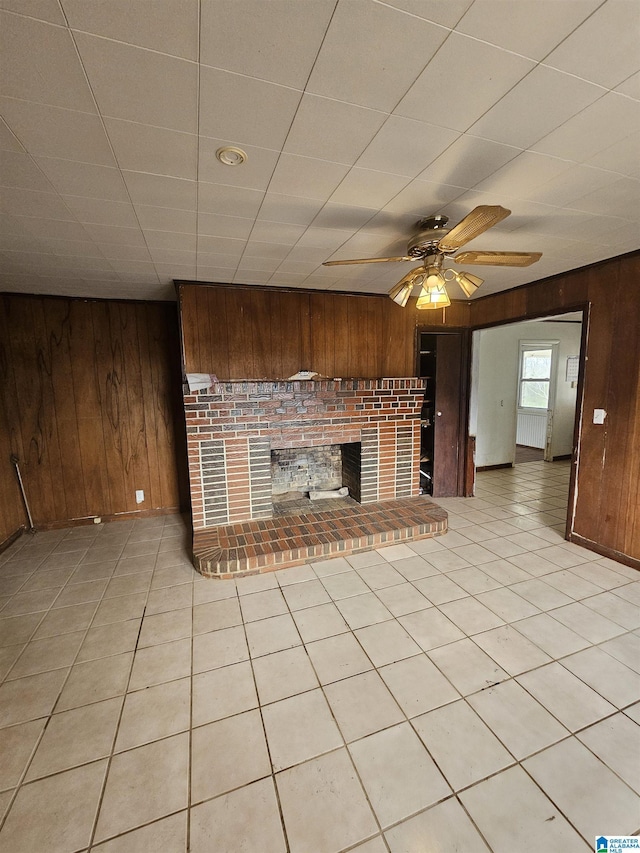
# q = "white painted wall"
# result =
<box><xmin>473</xmin><ymin>320</ymin><xmax>581</xmax><ymax>467</ymax></box>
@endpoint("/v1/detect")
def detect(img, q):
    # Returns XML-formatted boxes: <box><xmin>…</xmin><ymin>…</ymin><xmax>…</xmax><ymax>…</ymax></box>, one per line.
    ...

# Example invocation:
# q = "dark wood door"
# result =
<box><xmin>432</xmin><ymin>333</ymin><xmax>466</xmax><ymax>497</ymax></box>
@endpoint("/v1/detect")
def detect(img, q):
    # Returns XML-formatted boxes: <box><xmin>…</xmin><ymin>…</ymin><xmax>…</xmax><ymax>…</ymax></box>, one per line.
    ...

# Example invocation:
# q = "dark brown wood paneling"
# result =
<box><xmin>0</xmin><ymin>298</ymin><xmax>25</xmax><ymax>543</ymax></box>
<box><xmin>0</xmin><ymin>294</ymin><xmax>186</xmax><ymax>528</ymax></box>
<box><xmin>432</xmin><ymin>333</ymin><xmax>463</xmax><ymax>497</ymax></box>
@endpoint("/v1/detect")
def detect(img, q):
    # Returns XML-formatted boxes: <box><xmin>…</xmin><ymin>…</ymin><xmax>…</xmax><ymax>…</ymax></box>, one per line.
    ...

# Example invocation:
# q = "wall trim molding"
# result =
<box><xmin>569</xmin><ymin>533</ymin><xmax>640</xmax><ymax>571</ymax></box>
<box><xmin>0</xmin><ymin>526</ymin><xmax>26</xmax><ymax>555</ymax></box>
<box><xmin>35</xmin><ymin>506</ymin><xmax>184</xmax><ymax>531</ymax></box>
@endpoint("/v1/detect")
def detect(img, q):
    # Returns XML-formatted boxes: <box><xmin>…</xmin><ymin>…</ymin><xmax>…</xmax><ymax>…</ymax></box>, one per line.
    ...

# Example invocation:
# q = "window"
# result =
<box><xmin>519</xmin><ymin>345</ymin><xmax>552</xmax><ymax>409</ymax></box>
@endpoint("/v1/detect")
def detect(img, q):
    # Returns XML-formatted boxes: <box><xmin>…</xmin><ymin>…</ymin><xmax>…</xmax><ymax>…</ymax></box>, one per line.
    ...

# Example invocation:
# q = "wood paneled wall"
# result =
<box><xmin>470</xmin><ymin>251</ymin><xmax>640</xmax><ymax>563</ymax></box>
<box><xmin>0</xmin><ymin>294</ymin><xmax>188</xmax><ymax>539</ymax></box>
<box><xmin>178</xmin><ymin>282</ymin><xmax>470</xmax><ymax>379</ymax></box>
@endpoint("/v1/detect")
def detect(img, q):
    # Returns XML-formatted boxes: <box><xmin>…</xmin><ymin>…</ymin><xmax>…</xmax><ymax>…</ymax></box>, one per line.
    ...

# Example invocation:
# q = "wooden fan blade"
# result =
<box><xmin>323</xmin><ymin>256</ymin><xmax>412</xmax><ymax>266</ymax></box>
<box><xmin>437</xmin><ymin>205</ymin><xmax>511</xmax><ymax>252</ymax></box>
<box><xmin>454</xmin><ymin>251</ymin><xmax>542</xmax><ymax>267</ymax></box>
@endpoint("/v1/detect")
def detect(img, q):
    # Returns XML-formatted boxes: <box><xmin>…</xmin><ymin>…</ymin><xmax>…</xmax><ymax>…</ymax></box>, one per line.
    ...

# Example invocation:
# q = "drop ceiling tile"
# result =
<box><xmin>0</xmin><ymin>233</ymin><xmax>51</xmax><ymax>254</ymax></box>
<box><xmin>531</xmin><ymin>92</ymin><xmax>640</xmax><ymax>162</ymax></box>
<box><xmin>469</xmin><ymin>65</ymin><xmax>605</xmax><ymax>150</ymax></box>
<box><xmin>544</xmin><ymin>0</ymin><xmax>640</xmax><ymax>89</ymax></box>
<box><xmin>268</xmin><ymin>154</ymin><xmax>350</xmax><ymax>200</ymax></box>
<box><xmin>149</xmin><ymin>247</ymin><xmax>195</xmax><ymax>264</ymax></box>
<box><xmin>134</xmin><ymin>205</ymin><xmax>196</xmax><ymax>233</ymax></box>
<box><xmin>196</xmin><ymin>267</ymin><xmax>235</xmax><ymax>283</ymax></box>
<box><xmin>615</xmin><ymin>70</ymin><xmax>640</xmax><ymax>98</ymax></box>
<box><xmin>143</xmin><ymin>231</ymin><xmax>196</xmax><ymax>252</ymax></box>
<box><xmin>1</xmin><ymin>99</ymin><xmax>116</xmax><ymax>165</ymax></box>
<box><xmin>74</xmin><ymin>32</ymin><xmax>198</xmax><ymax>132</ymax></box>
<box><xmin>197</xmin><ymin>213</ymin><xmax>254</xmax><ymax>240</ymax></box>
<box><xmin>285</xmin><ymin>245</ymin><xmax>335</xmax><ymax>264</ymax></box>
<box><xmin>257</xmin><ymin>194</ymin><xmax>325</xmax><ymax>227</ymax></box>
<box><xmin>47</xmin><ymin>238</ymin><xmax>104</xmax><ymax>258</ymax></box>
<box><xmin>1</xmin><ymin>186</ymin><xmax>74</xmax><ymax>220</ymax></box>
<box><xmin>104</xmin><ymin>119</ymin><xmax>197</xmax><ymax>180</ymax></box>
<box><xmin>277</xmin><ymin>258</ymin><xmax>322</xmax><ymax>274</ymax></box>
<box><xmin>311</xmin><ymin>202</ymin><xmax>378</xmax><ymax>233</ymax></box>
<box><xmin>199</xmin><ymin>67</ymin><xmax>301</xmax><ymax>149</ymax></box>
<box><xmin>96</xmin><ymin>243</ymin><xmax>152</xmax><ymax>262</ymax></box>
<box><xmin>306</xmin><ymin>0</ymin><xmax>448</xmax><ymax>111</ymax></box>
<box><xmin>382</xmin><ymin>178</ymin><xmax>465</xmax><ymax>217</ymax></box>
<box><xmin>196</xmin><ymin>235</ymin><xmax>246</xmax><ymax>257</ymax></box>
<box><xmin>526</xmin><ymin>164</ymin><xmax>615</xmax><ymax>208</ymax></box>
<box><xmin>123</xmin><ymin>172</ymin><xmax>196</xmax><ymax>211</ymax></box>
<box><xmin>380</xmin><ymin>0</ymin><xmax>473</xmax><ymax>28</ymax></box>
<box><xmin>199</xmin><ymin>0</ymin><xmax>334</xmax><ymax>88</ymax></box>
<box><xmin>16</xmin><ymin>215</ymin><xmax>92</xmax><ymax>242</ymax></box>
<box><xmin>1</xmin><ymin>0</ymin><xmax>66</xmax><ymax>24</ymax></box>
<box><xmin>0</xmin><ymin>118</ymin><xmax>24</xmax><ymax>152</ymax></box>
<box><xmin>294</xmin><ymin>227</ymin><xmax>352</xmax><ymax>251</ymax></box>
<box><xmin>1</xmin><ymin>12</ymin><xmax>96</xmax><ymax>111</ymax></box>
<box><xmin>237</xmin><ymin>256</ymin><xmax>281</xmax><ymax>273</ymax></box>
<box><xmin>156</xmin><ymin>264</ymin><xmax>195</xmax><ymax>282</ymax></box>
<box><xmin>196</xmin><ymin>252</ymin><xmax>240</xmax><ymax>270</ymax></box>
<box><xmin>456</xmin><ymin>0</ymin><xmax>601</xmax><ymax>60</ymax></box>
<box><xmin>474</xmin><ymin>152</ymin><xmax>573</xmax><ymax>200</ymax></box>
<box><xmin>395</xmin><ymin>33</ymin><xmax>534</xmax><ymax>132</ymax></box>
<box><xmin>198</xmin><ymin>184</ymin><xmax>264</xmax><ymax>218</ymax></box>
<box><xmin>198</xmin><ymin>137</ymin><xmax>279</xmax><ymax>190</ymax></box>
<box><xmin>62</xmin><ymin>0</ymin><xmax>199</xmax><ymax>59</ymax></box>
<box><xmin>234</xmin><ymin>270</ymin><xmax>271</xmax><ymax>284</ymax></box>
<box><xmin>62</xmin><ymin>196</ymin><xmax>138</xmax><ymax>228</ymax></box>
<box><xmin>0</xmin><ymin>151</ymin><xmax>54</xmax><ymax>192</ymax></box>
<box><xmin>418</xmin><ymin>134</ymin><xmax>523</xmax><ymax>191</ymax></box>
<box><xmin>243</xmin><ymin>242</ymin><xmax>291</xmax><ymax>260</ymax></box>
<box><xmin>570</xmin><ymin>177</ymin><xmax>640</xmax><ymax>219</ymax></box>
<box><xmin>586</xmin><ymin>132</ymin><xmax>640</xmax><ymax>180</ymax></box>
<box><xmin>283</xmin><ymin>94</ymin><xmax>388</xmax><ymax>165</ymax></box>
<box><xmin>109</xmin><ymin>260</ymin><xmax>158</xmax><ymax>276</ymax></box>
<box><xmin>269</xmin><ymin>271</ymin><xmax>308</xmax><ymax>286</ymax></box>
<box><xmin>329</xmin><ymin>169</ymin><xmax>410</xmax><ymax>209</ymax></box>
<box><xmin>356</xmin><ymin>116</ymin><xmax>460</xmax><ymax>178</ymax></box>
<box><xmin>250</xmin><ymin>222</ymin><xmax>306</xmax><ymax>245</ymax></box>
<box><xmin>36</xmin><ymin>158</ymin><xmax>129</xmax><ymax>201</ymax></box>
<box><xmin>82</xmin><ymin>223</ymin><xmax>146</xmax><ymax>246</ymax></box>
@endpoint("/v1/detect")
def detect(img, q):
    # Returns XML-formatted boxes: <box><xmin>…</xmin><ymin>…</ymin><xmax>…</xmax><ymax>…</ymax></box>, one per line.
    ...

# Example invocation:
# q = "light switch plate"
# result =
<box><xmin>593</xmin><ymin>409</ymin><xmax>607</xmax><ymax>424</ymax></box>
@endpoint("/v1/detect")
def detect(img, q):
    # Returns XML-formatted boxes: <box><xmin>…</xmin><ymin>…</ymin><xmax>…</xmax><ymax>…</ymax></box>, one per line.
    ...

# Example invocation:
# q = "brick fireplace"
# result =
<box><xmin>184</xmin><ymin>378</ymin><xmax>447</xmax><ymax>576</ymax></box>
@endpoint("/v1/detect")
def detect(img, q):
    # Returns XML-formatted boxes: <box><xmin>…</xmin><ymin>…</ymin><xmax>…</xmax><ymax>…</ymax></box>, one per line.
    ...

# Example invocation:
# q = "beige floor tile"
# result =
<box><xmin>92</xmin><ymin>811</ymin><xmax>187</xmax><ymax>852</ymax></box>
<box><xmin>77</xmin><ymin>619</ymin><xmax>141</xmax><ymax>662</ymax></box>
<box><xmin>1</xmin><ymin>588</ymin><xmax>60</xmax><ymax>616</ymax></box>
<box><xmin>428</xmin><ymin>638</ymin><xmax>509</xmax><ymax>696</ymax></box>
<box><xmin>0</xmin><ymin>644</ymin><xmax>24</xmax><ymax>680</ymax></box>
<box><xmin>147</xmin><ymin>582</ymin><xmax>193</xmax><ymax>613</ymax></box>
<box><xmin>398</xmin><ymin>608</ymin><xmax>465</xmax><ymax>651</ymax></box>
<box><xmin>320</xmin><ymin>571</ymin><xmax>370</xmax><ymax>601</ymax></box>
<box><xmin>468</xmin><ymin>680</ymin><xmax>568</xmax><ymax>760</ymax></box>
<box><xmin>509</xmin><ymin>579</ymin><xmax>573</xmax><ymax>611</ymax></box>
<box><xmin>238</xmin><ymin>588</ymin><xmax>289</xmax><ymax>623</ymax></box>
<box><xmin>277</xmin><ymin>748</ymin><xmax>377</xmax><ymax>853</ymax></box>
<box><xmin>582</xmin><ymin>591</ymin><xmax>640</xmax><ymax>630</ymax></box>
<box><xmin>560</xmin><ymin>646</ymin><xmax>640</xmax><ymax>708</ymax></box>
<box><xmin>0</xmin><ymin>790</ymin><xmax>12</xmax><ymax>822</ymax></box>
<box><xmin>473</xmin><ymin>624</ymin><xmax>552</xmax><ymax>675</ymax></box>
<box><xmin>263</xmin><ymin>688</ymin><xmax>343</xmax><ymax>771</ymax></box>
<box><xmin>311</xmin><ymin>556</ymin><xmax>359</xmax><ymax>578</ymax></box>
<box><xmin>543</xmin><ymin>569</ymin><xmax>603</xmax><ymax>600</ymax></box>
<box><xmin>192</xmin><ymin>660</ymin><xmax>258</xmax><ymax>727</ymax></box>
<box><xmin>253</xmin><ymin>645</ymin><xmax>319</xmax><ymax>704</ymax></box>
<box><xmin>19</xmin><ymin>566</ymin><xmax>74</xmax><ymax>592</ymax></box>
<box><xmin>192</xmin><ymin>578</ymin><xmax>236</xmax><ymax>604</ymax></box>
<box><xmin>116</xmin><ymin>677</ymin><xmax>190</xmax><ymax>751</ymax></box>
<box><xmin>138</xmin><ymin>607</ymin><xmax>192</xmax><ymax>648</ymax></box>
<box><xmin>0</xmin><ymin>668</ymin><xmax>69</xmax><ymax>726</ymax></box>
<box><xmin>103</xmin><ymin>571</ymin><xmax>152</xmax><ymax>599</ymax></box>
<box><xmin>245</xmin><ymin>612</ymin><xmax>301</xmax><ymax>657</ymax></box>
<box><xmin>385</xmin><ymin>796</ymin><xmax>491</xmax><ymax>852</ymax></box>
<box><xmin>95</xmin><ymin>733</ymin><xmax>189</xmax><ymax>842</ymax></box>
<box><xmin>475</xmin><ymin>587</ymin><xmax>540</xmax><ymax>622</ymax></box>
<box><xmin>26</xmin><ymin>697</ymin><xmax>122</xmax><ymax>780</ymax></box>
<box><xmin>517</xmin><ymin>662</ymin><xmax>616</xmax><ymax>731</ymax></box>
<box><xmin>306</xmin><ymin>632</ymin><xmax>373</xmax><ymax>685</ymax></box>
<box><xmin>56</xmin><ymin>653</ymin><xmax>132</xmax><ymax>712</ymax></box>
<box><xmin>190</xmin><ymin>778</ymin><xmax>286</xmax><ymax>853</ymax></box>
<box><xmin>390</xmin><ymin>554</ymin><xmax>441</xmax><ymax>581</ymax></box>
<box><xmin>236</xmin><ymin>572</ymin><xmax>279</xmax><ymax>594</ymax></box>
<box><xmin>379</xmin><ymin>654</ymin><xmax>460</xmax><ymax>718</ymax></box>
<box><xmin>190</xmin><ymin>709</ymin><xmax>271</xmax><ymax>803</ymax></box>
<box><xmin>523</xmin><ymin>737</ymin><xmax>640</xmax><ymax>841</ymax></box>
<box><xmin>0</xmin><ymin>759</ymin><xmax>107</xmax><ymax>853</ymax></box>
<box><xmin>375</xmin><ymin>582</ymin><xmax>431</xmax><ymax>617</ymax></box>
<box><xmin>192</xmin><ymin>597</ymin><xmax>242</xmax><ymax>634</ymax></box>
<box><xmin>7</xmin><ymin>630</ymin><xmax>85</xmax><ymax>679</ymax></box>
<box><xmin>70</xmin><ymin>560</ymin><xmax>118</xmax><ymax>583</ymax></box>
<box><xmin>377</xmin><ymin>544</ymin><xmax>418</xmax><ymax>562</ymax></box>
<box><xmin>459</xmin><ymin>765</ymin><xmax>588</xmax><ymax>853</ymax></box>
<box><xmin>356</xmin><ymin>562</ymin><xmax>404</xmax><ymax>590</ymax></box>
<box><xmin>92</xmin><ymin>592</ymin><xmax>147</xmax><ymax>626</ymax></box>
<box><xmin>577</xmin><ymin>713</ymin><xmax>640</xmax><ymax>794</ymax></box>
<box><xmin>275</xmin><ymin>564</ymin><xmax>317</xmax><ymax>586</ymax></box>
<box><xmin>349</xmin><ymin>722</ymin><xmax>451</xmax><ymax>828</ymax></box>
<box><xmin>151</xmin><ymin>564</ymin><xmax>196</xmax><ymax>590</ymax></box>
<box><xmin>112</xmin><ymin>554</ymin><xmax>157</xmax><ymax>576</ymax></box>
<box><xmin>512</xmin><ymin>612</ymin><xmax>590</xmax><ymax>657</ymax></box>
<box><xmin>192</xmin><ymin>624</ymin><xmax>249</xmax><ymax>673</ymax></box>
<box><xmin>354</xmin><ymin>619</ymin><xmax>421</xmax><ymax>667</ymax></box>
<box><xmin>413</xmin><ymin>699</ymin><xmax>514</xmax><ymax>791</ymax></box>
<box><xmin>0</xmin><ymin>613</ymin><xmax>43</xmax><ymax>648</ymax></box>
<box><xmin>292</xmin><ymin>601</ymin><xmax>349</xmax><ymax>643</ymax></box>
<box><xmin>336</xmin><ymin>592</ymin><xmax>393</xmax><ymax>630</ymax></box>
<box><xmin>438</xmin><ymin>597</ymin><xmax>505</xmax><ymax>635</ymax></box>
<box><xmin>422</xmin><ymin>551</ymin><xmax>472</xmax><ymax>574</ymax></box>
<box><xmin>32</xmin><ymin>602</ymin><xmax>98</xmax><ymax>639</ymax></box>
<box><xmin>324</xmin><ymin>670</ymin><xmax>404</xmax><ymax>742</ymax></box>
<box><xmin>281</xmin><ymin>578</ymin><xmax>330</xmax><ymax>610</ymax></box>
<box><xmin>128</xmin><ymin>638</ymin><xmax>191</xmax><ymax>690</ymax></box>
<box><xmin>412</xmin><ymin>574</ymin><xmax>468</xmax><ymax>605</ymax></box>
<box><xmin>599</xmin><ymin>632</ymin><xmax>640</xmax><ymax>674</ymax></box>
<box><xmin>350</xmin><ymin>838</ymin><xmax>387</xmax><ymax>852</ymax></box>
<box><xmin>550</xmin><ymin>601</ymin><xmax>626</xmax><ymax>643</ymax></box>
<box><xmin>347</xmin><ymin>550</ymin><xmax>388</xmax><ymax>569</ymax></box>
<box><xmin>52</xmin><ymin>578</ymin><xmax>108</xmax><ymax>608</ymax></box>
<box><xmin>0</xmin><ymin>719</ymin><xmax>46</xmax><ymax>790</ymax></box>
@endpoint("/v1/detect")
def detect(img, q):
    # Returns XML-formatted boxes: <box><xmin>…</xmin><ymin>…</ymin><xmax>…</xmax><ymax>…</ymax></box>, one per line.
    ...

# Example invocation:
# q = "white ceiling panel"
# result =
<box><xmin>199</xmin><ymin>0</ymin><xmax>335</xmax><ymax>88</ymax></box>
<box><xmin>306</xmin><ymin>0</ymin><xmax>448</xmax><ymax>110</ymax></box>
<box><xmin>0</xmin><ymin>0</ymin><xmax>638</xmax><ymax>303</ymax></box>
<box><xmin>394</xmin><ymin>33</ymin><xmax>534</xmax><ymax>132</ymax></box>
<box><xmin>62</xmin><ymin>0</ymin><xmax>199</xmax><ymax>60</ymax></box>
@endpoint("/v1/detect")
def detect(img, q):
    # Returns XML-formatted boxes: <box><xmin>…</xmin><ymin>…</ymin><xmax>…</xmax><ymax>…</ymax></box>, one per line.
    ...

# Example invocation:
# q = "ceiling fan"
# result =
<box><xmin>322</xmin><ymin>205</ymin><xmax>542</xmax><ymax>309</ymax></box>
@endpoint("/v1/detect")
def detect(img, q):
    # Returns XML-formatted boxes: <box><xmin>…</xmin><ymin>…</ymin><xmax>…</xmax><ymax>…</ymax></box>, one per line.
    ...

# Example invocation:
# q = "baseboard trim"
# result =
<box><xmin>569</xmin><ymin>533</ymin><xmax>640</xmax><ymax>571</ymax></box>
<box><xmin>552</xmin><ymin>454</ymin><xmax>572</xmax><ymax>461</ymax></box>
<box><xmin>35</xmin><ymin>506</ymin><xmax>185</xmax><ymax>531</ymax></box>
<box><xmin>476</xmin><ymin>462</ymin><xmax>514</xmax><ymax>472</ymax></box>
<box><xmin>0</xmin><ymin>526</ymin><xmax>26</xmax><ymax>555</ymax></box>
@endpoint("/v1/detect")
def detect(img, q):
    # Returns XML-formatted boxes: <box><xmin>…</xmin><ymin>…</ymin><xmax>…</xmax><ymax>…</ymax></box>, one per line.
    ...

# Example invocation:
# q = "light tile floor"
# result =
<box><xmin>0</xmin><ymin>460</ymin><xmax>639</xmax><ymax>852</ymax></box>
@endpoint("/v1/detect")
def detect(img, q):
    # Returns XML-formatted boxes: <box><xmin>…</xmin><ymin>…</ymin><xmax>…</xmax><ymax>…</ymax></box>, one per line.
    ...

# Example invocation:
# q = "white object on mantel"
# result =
<box><xmin>187</xmin><ymin>373</ymin><xmax>217</xmax><ymax>392</ymax></box>
<box><xmin>309</xmin><ymin>487</ymin><xmax>349</xmax><ymax>500</ymax></box>
<box><xmin>288</xmin><ymin>370</ymin><xmax>318</xmax><ymax>380</ymax></box>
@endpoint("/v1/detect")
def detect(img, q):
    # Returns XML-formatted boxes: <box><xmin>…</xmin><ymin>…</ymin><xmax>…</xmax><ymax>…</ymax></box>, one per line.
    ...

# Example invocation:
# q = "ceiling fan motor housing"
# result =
<box><xmin>407</xmin><ymin>215</ymin><xmax>451</xmax><ymax>258</ymax></box>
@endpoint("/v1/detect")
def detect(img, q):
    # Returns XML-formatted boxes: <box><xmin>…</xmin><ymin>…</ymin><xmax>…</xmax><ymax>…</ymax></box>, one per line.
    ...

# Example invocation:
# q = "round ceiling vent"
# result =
<box><xmin>215</xmin><ymin>146</ymin><xmax>247</xmax><ymax>166</ymax></box>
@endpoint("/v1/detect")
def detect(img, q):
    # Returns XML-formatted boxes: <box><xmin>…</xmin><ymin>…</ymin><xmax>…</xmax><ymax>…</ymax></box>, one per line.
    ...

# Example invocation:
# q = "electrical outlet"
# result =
<box><xmin>135</xmin><ymin>489</ymin><xmax>144</xmax><ymax>504</ymax></box>
<box><xmin>93</xmin><ymin>516</ymin><xmax>101</xmax><ymax>524</ymax></box>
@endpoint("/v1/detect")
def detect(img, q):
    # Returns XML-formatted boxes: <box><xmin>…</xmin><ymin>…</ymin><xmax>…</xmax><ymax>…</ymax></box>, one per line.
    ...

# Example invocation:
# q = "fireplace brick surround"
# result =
<box><xmin>184</xmin><ymin>378</ymin><xmax>447</xmax><ymax>576</ymax></box>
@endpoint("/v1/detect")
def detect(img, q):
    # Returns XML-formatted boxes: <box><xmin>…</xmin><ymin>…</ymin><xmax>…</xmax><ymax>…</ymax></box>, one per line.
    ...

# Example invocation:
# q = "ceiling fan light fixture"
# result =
<box><xmin>388</xmin><ymin>279</ymin><xmax>414</xmax><ymax>307</ymax></box>
<box><xmin>416</xmin><ymin>282</ymin><xmax>451</xmax><ymax>310</ymax></box>
<box><xmin>424</xmin><ymin>265</ymin><xmax>445</xmax><ymax>289</ymax></box>
<box><xmin>456</xmin><ymin>271</ymin><xmax>483</xmax><ymax>298</ymax></box>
